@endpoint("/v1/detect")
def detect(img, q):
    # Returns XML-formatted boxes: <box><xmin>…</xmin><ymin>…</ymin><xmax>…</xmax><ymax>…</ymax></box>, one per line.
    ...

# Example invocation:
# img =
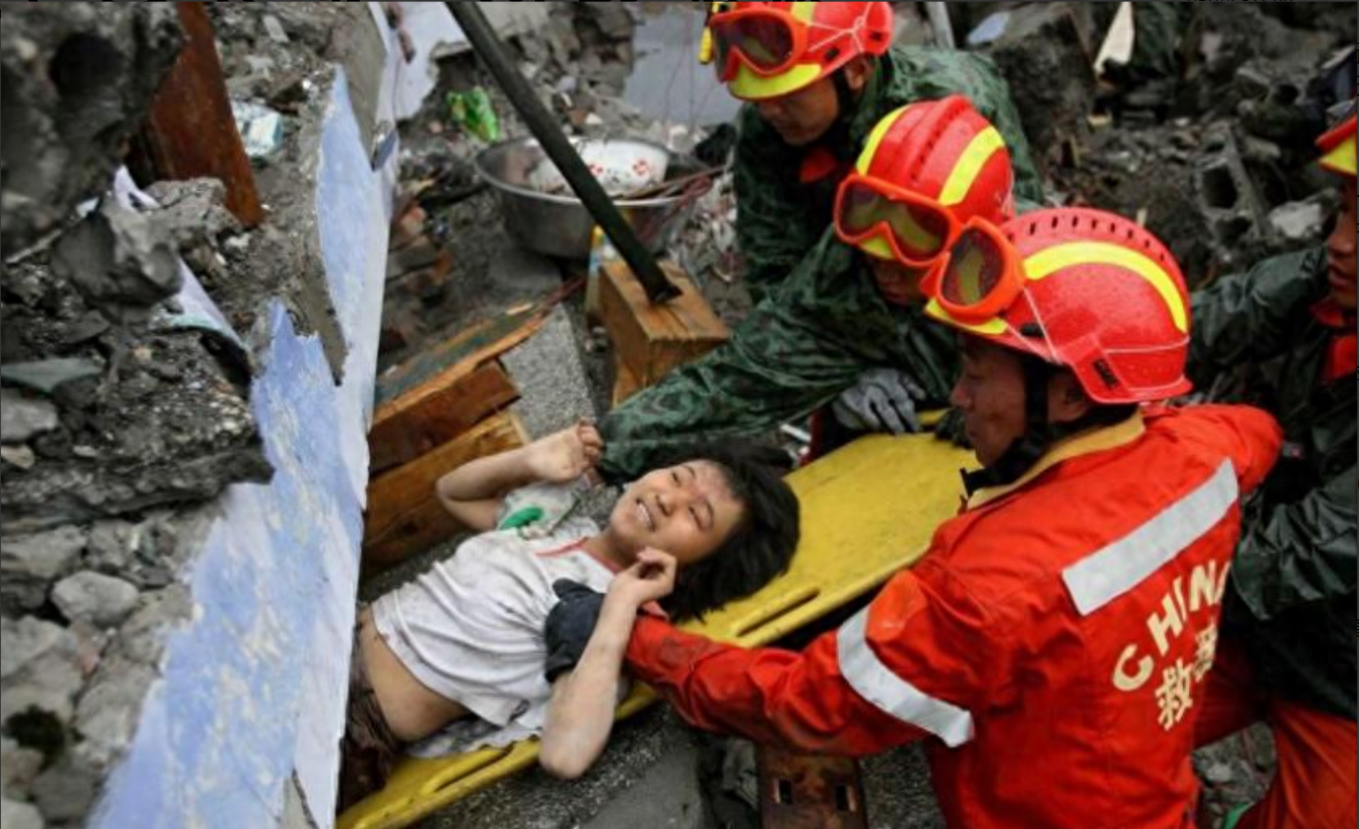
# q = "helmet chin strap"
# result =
<box><xmin>821</xmin><ymin>61</ymin><xmax>871</xmax><ymax>159</ymax></box>
<box><xmin>961</xmin><ymin>356</ymin><xmax>1056</xmax><ymax>496</ymax></box>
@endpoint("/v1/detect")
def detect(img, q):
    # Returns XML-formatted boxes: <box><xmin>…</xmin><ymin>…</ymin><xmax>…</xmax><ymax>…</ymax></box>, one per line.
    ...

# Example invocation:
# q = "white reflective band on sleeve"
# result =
<box><xmin>1063</xmin><ymin>460</ymin><xmax>1239</xmax><ymax>616</ymax></box>
<box><xmin>837</xmin><ymin>607</ymin><xmax>975</xmax><ymax>747</ymax></box>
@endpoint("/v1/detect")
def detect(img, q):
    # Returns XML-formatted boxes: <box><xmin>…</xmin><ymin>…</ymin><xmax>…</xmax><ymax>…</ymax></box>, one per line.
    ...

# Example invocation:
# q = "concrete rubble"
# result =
<box><xmin>0</xmin><ymin>3</ymin><xmax>378</xmax><ymax>826</ymax></box>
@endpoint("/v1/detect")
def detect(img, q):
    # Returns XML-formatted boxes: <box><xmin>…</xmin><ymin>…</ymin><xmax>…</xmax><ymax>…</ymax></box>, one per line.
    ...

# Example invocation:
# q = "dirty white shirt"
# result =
<box><xmin>371</xmin><ymin>481</ymin><xmax>618</xmax><ymax>740</ymax></box>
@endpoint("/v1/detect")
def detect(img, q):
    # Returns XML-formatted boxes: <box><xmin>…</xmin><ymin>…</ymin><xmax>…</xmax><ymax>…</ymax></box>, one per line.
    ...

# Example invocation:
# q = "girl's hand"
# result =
<box><xmin>606</xmin><ymin>548</ymin><xmax>677</xmax><ymax>607</ymax></box>
<box><xmin>525</xmin><ymin>419</ymin><xmax>604</xmax><ymax>483</ymax></box>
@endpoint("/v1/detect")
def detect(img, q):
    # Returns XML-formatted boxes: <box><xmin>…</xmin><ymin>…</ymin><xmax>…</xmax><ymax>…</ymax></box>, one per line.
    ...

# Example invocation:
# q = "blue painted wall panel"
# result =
<box><xmin>89</xmin><ymin>47</ymin><xmax>393</xmax><ymax>829</ymax></box>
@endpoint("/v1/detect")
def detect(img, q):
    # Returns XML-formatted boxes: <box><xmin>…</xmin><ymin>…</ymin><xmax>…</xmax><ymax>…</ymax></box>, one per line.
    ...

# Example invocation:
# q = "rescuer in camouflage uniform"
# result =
<box><xmin>598</xmin><ymin>3</ymin><xmax>1041</xmax><ymax>480</ymax></box>
<box><xmin>601</xmin><ymin>95</ymin><xmax>1020</xmax><ymax>480</ymax></box>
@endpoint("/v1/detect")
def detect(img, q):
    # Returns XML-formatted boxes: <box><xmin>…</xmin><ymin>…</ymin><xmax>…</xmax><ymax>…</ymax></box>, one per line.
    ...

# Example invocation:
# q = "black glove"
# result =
<box><xmin>544</xmin><ymin>579</ymin><xmax>605</xmax><ymax>683</ymax></box>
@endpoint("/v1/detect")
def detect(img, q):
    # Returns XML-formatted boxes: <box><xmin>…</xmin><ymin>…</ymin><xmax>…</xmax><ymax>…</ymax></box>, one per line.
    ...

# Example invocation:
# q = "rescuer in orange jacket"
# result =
<box><xmin>546</xmin><ymin>209</ymin><xmax>1283</xmax><ymax>828</ymax></box>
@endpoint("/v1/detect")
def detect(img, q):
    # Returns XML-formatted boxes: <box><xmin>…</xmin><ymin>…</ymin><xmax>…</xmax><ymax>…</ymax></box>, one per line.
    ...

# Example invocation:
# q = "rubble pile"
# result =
<box><xmin>985</xmin><ymin>2</ymin><xmax>1351</xmax><ymax>283</ymax></box>
<box><xmin>0</xmin><ymin>5</ymin><xmax>361</xmax><ymax>826</ymax></box>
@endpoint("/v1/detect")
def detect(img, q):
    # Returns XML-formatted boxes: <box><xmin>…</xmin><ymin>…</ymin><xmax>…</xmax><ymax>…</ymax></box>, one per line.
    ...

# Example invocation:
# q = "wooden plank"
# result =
<box><xmin>368</xmin><ymin>361</ymin><xmax>519</xmax><ymax>475</ymax></box>
<box><xmin>362</xmin><ymin>412</ymin><xmax>529</xmax><ymax>577</ymax></box>
<box><xmin>133</xmin><ymin>2</ymin><xmax>263</xmax><ymax>226</ymax></box>
<box><xmin>598</xmin><ymin>259</ymin><xmax>729</xmax><ymax>387</ymax></box>
<box><xmin>374</xmin><ymin>307</ymin><xmax>544</xmax><ymax>409</ymax></box>
<box><xmin>611</xmin><ymin>352</ymin><xmax>643</xmax><ymax>407</ymax></box>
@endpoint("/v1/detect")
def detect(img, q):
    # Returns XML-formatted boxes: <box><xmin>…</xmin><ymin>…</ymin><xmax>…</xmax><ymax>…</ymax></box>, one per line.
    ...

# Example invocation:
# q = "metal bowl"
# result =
<box><xmin>475</xmin><ymin>136</ymin><xmax>706</xmax><ymax>261</ymax></box>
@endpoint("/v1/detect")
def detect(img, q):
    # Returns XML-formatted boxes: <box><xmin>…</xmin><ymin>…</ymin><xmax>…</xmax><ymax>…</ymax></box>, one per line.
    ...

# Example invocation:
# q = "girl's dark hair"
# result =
<box><xmin>652</xmin><ymin>442</ymin><xmax>801</xmax><ymax>622</ymax></box>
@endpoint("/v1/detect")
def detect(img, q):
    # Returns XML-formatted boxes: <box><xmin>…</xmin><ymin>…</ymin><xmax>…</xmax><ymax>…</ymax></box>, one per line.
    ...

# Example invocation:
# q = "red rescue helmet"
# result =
<box><xmin>923</xmin><ymin>208</ymin><xmax>1193</xmax><ymax>404</ymax></box>
<box><xmin>834</xmin><ymin>95</ymin><xmax>1016</xmax><ymax>267</ymax></box>
<box><xmin>702</xmin><ymin>2</ymin><xmax>893</xmax><ymax>101</ymax></box>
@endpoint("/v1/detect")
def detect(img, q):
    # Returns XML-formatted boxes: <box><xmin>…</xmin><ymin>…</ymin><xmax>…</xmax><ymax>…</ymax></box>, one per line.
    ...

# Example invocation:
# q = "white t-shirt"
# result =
<box><xmin>371</xmin><ymin>482</ymin><xmax>617</xmax><ymax>735</ymax></box>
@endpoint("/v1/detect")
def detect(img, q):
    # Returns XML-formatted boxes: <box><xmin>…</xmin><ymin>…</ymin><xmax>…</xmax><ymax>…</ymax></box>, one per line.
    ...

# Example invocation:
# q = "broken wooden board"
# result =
<box><xmin>598</xmin><ymin>259</ymin><xmax>729</xmax><ymax>389</ymax></box>
<box><xmin>374</xmin><ymin>306</ymin><xmax>544</xmax><ymax>408</ymax></box>
<box><xmin>133</xmin><ymin>2</ymin><xmax>263</xmax><ymax>226</ymax></box>
<box><xmin>369</xmin><ymin>361</ymin><xmax>518</xmax><ymax>475</ymax></box>
<box><xmin>362</xmin><ymin>411</ymin><xmax>529</xmax><ymax>577</ymax></box>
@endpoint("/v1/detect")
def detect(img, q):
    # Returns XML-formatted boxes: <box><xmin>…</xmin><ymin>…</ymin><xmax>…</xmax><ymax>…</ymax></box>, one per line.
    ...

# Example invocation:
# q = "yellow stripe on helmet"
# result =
<box><xmin>939</xmin><ymin>126</ymin><xmax>1005</xmax><ymax>206</ymax></box>
<box><xmin>729</xmin><ymin>61</ymin><xmax>825</xmax><ymax>100</ymax></box>
<box><xmin>855</xmin><ymin>105</ymin><xmax>915</xmax><ymax>175</ymax></box>
<box><xmin>790</xmin><ymin>2</ymin><xmax>818</xmax><ymax>23</ymax></box>
<box><xmin>1319</xmin><ymin>133</ymin><xmax>1357</xmax><ymax>178</ymax></box>
<box><xmin>924</xmin><ymin>299</ymin><xmax>1008</xmax><ymax>335</ymax></box>
<box><xmin>1023</xmin><ymin>241</ymin><xmax>1188</xmax><ymax>333</ymax></box>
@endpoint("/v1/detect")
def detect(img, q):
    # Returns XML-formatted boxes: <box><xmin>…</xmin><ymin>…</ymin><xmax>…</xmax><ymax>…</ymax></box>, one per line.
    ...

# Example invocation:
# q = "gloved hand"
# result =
<box><xmin>544</xmin><ymin>579</ymin><xmax>605</xmax><ymax>682</ymax></box>
<box><xmin>832</xmin><ymin>368</ymin><xmax>928</xmax><ymax>435</ymax></box>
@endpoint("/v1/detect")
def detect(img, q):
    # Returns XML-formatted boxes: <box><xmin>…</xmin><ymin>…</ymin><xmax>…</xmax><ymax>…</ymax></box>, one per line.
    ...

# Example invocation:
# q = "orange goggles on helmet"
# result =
<box><xmin>707</xmin><ymin>7</ymin><xmax>809</xmax><ymax>80</ymax></box>
<box><xmin>834</xmin><ymin>174</ymin><xmax>961</xmax><ymax>267</ymax></box>
<box><xmin>925</xmin><ymin>219</ymin><xmax>1027</xmax><ymax>324</ymax></box>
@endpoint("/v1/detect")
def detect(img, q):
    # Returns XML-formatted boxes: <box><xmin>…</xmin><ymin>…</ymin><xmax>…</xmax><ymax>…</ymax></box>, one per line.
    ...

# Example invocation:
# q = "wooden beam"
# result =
<box><xmin>611</xmin><ymin>352</ymin><xmax>643</xmax><ymax>407</ymax></box>
<box><xmin>362</xmin><ymin>412</ymin><xmax>529</xmax><ymax>577</ymax></box>
<box><xmin>375</xmin><ymin>307</ymin><xmax>544</xmax><ymax>410</ymax></box>
<box><xmin>598</xmin><ymin>259</ymin><xmax>728</xmax><ymax>389</ymax></box>
<box><xmin>134</xmin><ymin>2</ymin><xmax>263</xmax><ymax>226</ymax></box>
<box><xmin>368</xmin><ymin>360</ymin><xmax>518</xmax><ymax>475</ymax></box>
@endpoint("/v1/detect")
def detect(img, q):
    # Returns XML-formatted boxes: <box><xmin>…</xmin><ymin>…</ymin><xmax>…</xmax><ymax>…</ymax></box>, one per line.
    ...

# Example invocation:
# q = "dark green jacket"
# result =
<box><xmin>733</xmin><ymin>45</ymin><xmax>1043</xmax><ymax>305</ymax></box>
<box><xmin>1189</xmin><ymin>247</ymin><xmax>1357</xmax><ymax>719</ymax></box>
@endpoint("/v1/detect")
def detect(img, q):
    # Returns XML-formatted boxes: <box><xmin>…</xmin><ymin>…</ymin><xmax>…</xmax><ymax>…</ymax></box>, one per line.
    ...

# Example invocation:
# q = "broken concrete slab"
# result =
<box><xmin>0</xmin><ymin>330</ymin><xmax>272</xmax><ymax>532</ymax></box>
<box><xmin>0</xmin><ymin>3</ymin><xmax>183</xmax><ymax>255</ymax></box>
<box><xmin>0</xmin><ymin>392</ymin><xmax>59</xmax><ymax>444</ymax></box>
<box><xmin>50</xmin><ymin>197</ymin><xmax>184</xmax><ymax>321</ymax></box>
<box><xmin>52</xmin><ymin>571</ymin><xmax>140</xmax><ymax>629</ymax></box>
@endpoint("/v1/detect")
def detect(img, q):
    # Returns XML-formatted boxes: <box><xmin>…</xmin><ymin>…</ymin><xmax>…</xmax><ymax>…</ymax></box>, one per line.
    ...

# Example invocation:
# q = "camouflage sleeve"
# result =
<box><xmin>597</xmin><ymin>239</ymin><xmax>875</xmax><ymax>482</ymax></box>
<box><xmin>733</xmin><ymin>106</ymin><xmax>828</xmax><ymax>305</ymax></box>
<box><xmin>889</xmin><ymin>49</ymin><xmax>1045</xmax><ymax>208</ymax></box>
<box><xmin>1187</xmin><ymin>248</ymin><xmax>1324</xmax><ymax>388</ymax></box>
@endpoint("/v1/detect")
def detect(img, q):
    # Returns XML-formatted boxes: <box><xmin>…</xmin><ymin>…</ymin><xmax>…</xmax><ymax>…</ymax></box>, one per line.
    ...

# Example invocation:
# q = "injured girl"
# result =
<box><xmin>339</xmin><ymin>421</ymin><xmax>800</xmax><ymax>808</ymax></box>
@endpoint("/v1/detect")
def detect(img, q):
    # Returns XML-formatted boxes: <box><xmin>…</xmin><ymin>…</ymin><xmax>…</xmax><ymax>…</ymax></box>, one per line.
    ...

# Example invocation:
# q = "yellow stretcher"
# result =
<box><xmin>339</xmin><ymin>433</ymin><xmax>972</xmax><ymax>829</ymax></box>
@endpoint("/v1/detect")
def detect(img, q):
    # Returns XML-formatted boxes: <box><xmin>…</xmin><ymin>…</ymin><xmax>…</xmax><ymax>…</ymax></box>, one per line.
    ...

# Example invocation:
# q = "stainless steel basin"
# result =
<box><xmin>474</xmin><ymin>136</ymin><xmax>706</xmax><ymax>261</ymax></box>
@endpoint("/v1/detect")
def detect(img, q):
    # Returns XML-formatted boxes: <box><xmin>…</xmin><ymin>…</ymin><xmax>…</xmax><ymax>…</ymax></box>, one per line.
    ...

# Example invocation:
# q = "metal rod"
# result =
<box><xmin>446</xmin><ymin>1</ymin><xmax>680</xmax><ymax>303</ymax></box>
<box><xmin>924</xmin><ymin>2</ymin><xmax>956</xmax><ymax>50</ymax></box>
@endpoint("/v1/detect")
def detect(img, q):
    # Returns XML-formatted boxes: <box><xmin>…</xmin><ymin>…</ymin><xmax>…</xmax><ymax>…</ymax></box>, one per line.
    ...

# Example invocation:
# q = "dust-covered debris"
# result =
<box><xmin>0</xmin><ymin>3</ymin><xmax>182</xmax><ymax>255</ymax></box>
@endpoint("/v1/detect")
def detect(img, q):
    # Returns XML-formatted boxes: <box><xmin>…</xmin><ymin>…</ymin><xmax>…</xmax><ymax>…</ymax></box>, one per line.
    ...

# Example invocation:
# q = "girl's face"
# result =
<box><xmin>608</xmin><ymin>461</ymin><xmax>746</xmax><ymax>566</ymax></box>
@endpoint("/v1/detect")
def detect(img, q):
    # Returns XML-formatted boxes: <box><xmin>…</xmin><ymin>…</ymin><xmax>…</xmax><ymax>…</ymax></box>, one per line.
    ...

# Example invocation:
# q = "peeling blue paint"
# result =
<box><xmin>88</xmin><ymin>50</ymin><xmax>392</xmax><ymax>829</ymax></box>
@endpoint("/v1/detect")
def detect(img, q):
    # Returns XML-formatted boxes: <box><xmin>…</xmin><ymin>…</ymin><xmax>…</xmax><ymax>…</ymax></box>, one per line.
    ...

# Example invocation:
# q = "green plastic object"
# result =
<box><xmin>446</xmin><ymin>88</ymin><xmax>501</xmax><ymax>143</ymax></box>
<box><xmin>498</xmin><ymin>506</ymin><xmax>544</xmax><ymax>530</ymax></box>
<box><xmin>1222</xmin><ymin>804</ymin><xmax>1252</xmax><ymax>829</ymax></box>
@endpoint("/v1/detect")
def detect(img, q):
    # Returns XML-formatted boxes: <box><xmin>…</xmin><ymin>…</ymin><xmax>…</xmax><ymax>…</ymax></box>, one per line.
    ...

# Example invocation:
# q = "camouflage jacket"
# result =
<box><xmin>1189</xmin><ymin>247</ymin><xmax>1357</xmax><ymax>719</ymax></box>
<box><xmin>733</xmin><ymin>45</ymin><xmax>1043</xmax><ymax>305</ymax></box>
